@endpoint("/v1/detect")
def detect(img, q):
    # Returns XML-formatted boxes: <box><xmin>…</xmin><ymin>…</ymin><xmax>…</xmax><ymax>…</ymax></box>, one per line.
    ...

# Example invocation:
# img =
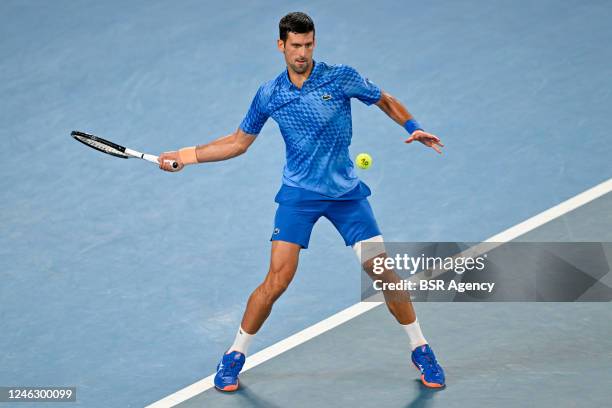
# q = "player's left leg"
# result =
<box><xmin>356</xmin><ymin>237</ymin><xmax>417</xmax><ymax>324</ymax></box>
<box><xmin>325</xmin><ymin>198</ymin><xmax>445</xmax><ymax>388</ymax></box>
<box><xmin>356</xmin><ymin>237</ymin><xmax>445</xmax><ymax>388</ymax></box>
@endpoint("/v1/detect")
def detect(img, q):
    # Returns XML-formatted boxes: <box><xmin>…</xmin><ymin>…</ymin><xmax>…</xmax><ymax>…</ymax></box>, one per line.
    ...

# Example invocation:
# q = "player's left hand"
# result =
<box><xmin>405</xmin><ymin>130</ymin><xmax>444</xmax><ymax>154</ymax></box>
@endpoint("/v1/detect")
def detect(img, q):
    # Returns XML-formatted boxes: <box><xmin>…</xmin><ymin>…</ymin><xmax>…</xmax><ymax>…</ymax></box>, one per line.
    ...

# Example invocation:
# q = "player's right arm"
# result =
<box><xmin>158</xmin><ymin>129</ymin><xmax>256</xmax><ymax>172</ymax></box>
<box><xmin>159</xmin><ymin>83</ymin><xmax>271</xmax><ymax>172</ymax></box>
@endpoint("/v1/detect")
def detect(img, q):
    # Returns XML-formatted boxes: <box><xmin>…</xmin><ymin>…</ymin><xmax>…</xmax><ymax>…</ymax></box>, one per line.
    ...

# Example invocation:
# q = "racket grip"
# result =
<box><xmin>141</xmin><ymin>153</ymin><xmax>179</xmax><ymax>170</ymax></box>
<box><xmin>163</xmin><ymin>159</ymin><xmax>178</xmax><ymax>170</ymax></box>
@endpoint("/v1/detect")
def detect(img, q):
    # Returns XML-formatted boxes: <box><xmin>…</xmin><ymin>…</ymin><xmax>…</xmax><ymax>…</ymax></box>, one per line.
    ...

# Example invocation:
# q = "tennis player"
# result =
<box><xmin>159</xmin><ymin>12</ymin><xmax>446</xmax><ymax>390</ymax></box>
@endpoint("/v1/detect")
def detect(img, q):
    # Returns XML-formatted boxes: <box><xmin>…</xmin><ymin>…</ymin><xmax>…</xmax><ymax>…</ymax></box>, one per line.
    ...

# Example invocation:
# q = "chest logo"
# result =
<box><xmin>322</xmin><ymin>94</ymin><xmax>333</xmax><ymax>101</ymax></box>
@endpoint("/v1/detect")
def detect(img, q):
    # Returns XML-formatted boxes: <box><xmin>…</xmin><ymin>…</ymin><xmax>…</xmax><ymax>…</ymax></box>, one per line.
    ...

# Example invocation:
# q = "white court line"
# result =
<box><xmin>145</xmin><ymin>177</ymin><xmax>612</xmax><ymax>408</ymax></box>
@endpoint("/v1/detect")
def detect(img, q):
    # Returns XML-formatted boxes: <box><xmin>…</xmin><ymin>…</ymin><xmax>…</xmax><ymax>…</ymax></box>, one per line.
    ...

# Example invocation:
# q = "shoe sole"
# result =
<box><xmin>412</xmin><ymin>361</ymin><xmax>445</xmax><ymax>388</ymax></box>
<box><xmin>214</xmin><ymin>380</ymin><xmax>239</xmax><ymax>392</ymax></box>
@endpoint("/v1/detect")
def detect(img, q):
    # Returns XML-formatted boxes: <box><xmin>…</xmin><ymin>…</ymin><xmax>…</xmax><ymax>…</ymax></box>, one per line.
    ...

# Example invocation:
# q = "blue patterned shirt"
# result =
<box><xmin>240</xmin><ymin>61</ymin><xmax>381</xmax><ymax>198</ymax></box>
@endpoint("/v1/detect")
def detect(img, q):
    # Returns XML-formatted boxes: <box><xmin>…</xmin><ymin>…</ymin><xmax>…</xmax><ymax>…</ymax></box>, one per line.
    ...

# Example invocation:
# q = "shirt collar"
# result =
<box><xmin>282</xmin><ymin>60</ymin><xmax>321</xmax><ymax>91</ymax></box>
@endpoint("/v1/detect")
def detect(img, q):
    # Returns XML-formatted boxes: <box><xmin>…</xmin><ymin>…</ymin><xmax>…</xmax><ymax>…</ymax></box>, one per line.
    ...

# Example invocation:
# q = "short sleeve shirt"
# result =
<box><xmin>240</xmin><ymin>61</ymin><xmax>381</xmax><ymax>198</ymax></box>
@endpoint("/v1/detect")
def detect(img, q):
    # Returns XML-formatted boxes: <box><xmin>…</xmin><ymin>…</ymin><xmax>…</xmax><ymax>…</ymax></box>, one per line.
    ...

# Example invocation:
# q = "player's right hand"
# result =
<box><xmin>158</xmin><ymin>151</ymin><xmax>184</xmax><ymax>172</ymax></box>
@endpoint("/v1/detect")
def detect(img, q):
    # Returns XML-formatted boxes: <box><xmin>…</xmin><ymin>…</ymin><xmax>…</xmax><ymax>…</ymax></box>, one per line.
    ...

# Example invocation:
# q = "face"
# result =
<box><xmin>277</xmin><ymin>31</ymin><xmax>315</xmax><ymax>74</ymax></box>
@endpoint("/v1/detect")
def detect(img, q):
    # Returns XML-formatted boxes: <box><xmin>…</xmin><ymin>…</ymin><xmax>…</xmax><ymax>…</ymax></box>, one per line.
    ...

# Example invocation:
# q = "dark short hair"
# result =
<box><xmin>279</xmin><ymin>12</ymin><xmax>315</xmax><ymax>42</ymax></box>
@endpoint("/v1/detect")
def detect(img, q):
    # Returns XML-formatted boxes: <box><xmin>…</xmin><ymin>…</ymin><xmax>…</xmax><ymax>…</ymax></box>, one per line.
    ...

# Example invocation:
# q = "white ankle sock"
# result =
<box><xmin>228</xmin><ymin>326</ymin><xmax>255</xmax><ymax>355</ymax></box>
<box><xmin>402</xmin><ymin>319</ymin><xmax>428</xmax><ymax>351</ymax></box>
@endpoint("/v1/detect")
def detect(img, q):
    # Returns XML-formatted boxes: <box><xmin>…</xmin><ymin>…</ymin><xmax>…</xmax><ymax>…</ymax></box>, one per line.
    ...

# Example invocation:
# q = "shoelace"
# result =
<box><xmin>418</xmin><ymin>353</ymin><xmax>441</xmax><ymax>374</ymax></box>
<box><xmin>221</xmin><ymin>359</ymin><xmax>242</xmax><ymax>378</ymax></box>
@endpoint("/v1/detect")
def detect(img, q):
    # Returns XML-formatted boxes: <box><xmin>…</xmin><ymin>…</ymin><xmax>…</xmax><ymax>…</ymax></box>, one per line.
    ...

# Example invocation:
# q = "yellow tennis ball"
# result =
<box><xmin>356</xmin><ymin>153</ymin><xmax>373</xmax><ymax>169</ymax></box>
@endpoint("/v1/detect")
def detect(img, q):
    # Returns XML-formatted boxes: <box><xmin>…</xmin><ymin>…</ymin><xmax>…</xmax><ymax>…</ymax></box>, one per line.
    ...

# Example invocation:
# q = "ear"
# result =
<box><xmin>277</xmin><ymin>39</ymin><xmax>285</xmax><ymax>53</ymax></box>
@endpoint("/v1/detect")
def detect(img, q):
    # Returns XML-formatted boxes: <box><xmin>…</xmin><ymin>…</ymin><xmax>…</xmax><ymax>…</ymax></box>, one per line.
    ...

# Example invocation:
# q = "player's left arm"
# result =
<box><xmin>375</xmin><ymin>91</ymin><xmax>444</xmax><ymax>154</ymax></box>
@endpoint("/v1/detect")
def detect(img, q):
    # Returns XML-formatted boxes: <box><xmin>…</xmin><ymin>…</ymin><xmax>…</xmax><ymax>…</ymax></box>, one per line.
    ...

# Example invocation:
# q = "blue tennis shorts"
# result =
<box><xmin>271</xmin><ymin>198</ymin><xmax>382</xmax><ymax>249</ymax></box>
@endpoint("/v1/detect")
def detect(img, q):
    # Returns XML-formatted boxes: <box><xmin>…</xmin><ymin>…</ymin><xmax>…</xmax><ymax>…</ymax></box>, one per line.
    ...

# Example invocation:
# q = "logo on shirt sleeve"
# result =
<box><xmin>322</xmin><ymin>94</ymin><xmax>333</xmax><ymax>101</ymax></box>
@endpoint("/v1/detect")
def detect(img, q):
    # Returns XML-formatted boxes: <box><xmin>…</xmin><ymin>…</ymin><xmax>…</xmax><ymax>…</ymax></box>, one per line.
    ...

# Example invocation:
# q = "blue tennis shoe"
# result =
<box><xmin>214</xmin><ymin>350</ymin><xmax>245</xmax><ymax>392</ymax></box>
<box><xmin>411</xmin><ymin>344</ymin><xmax>445</xmax><ymax>388</ymax></box>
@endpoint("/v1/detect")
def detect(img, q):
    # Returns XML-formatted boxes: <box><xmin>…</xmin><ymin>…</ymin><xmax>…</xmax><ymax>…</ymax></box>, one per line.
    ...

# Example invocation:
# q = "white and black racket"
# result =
<box><xmin>71</xmin><ymin>130</ymin><xmax>177</xmax><ymax>168</ymax></box>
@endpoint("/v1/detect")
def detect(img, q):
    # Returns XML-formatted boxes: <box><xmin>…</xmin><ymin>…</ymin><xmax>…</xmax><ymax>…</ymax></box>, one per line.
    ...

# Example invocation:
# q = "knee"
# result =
<box><xmin>362</xmin><ymin>253</ymin><xmax>387</xmax><ymax>277</ymax></box>
<box><xmin>353</xmin><ymin>235</ymin><xmax>386</xmax><ymax>268</ymax></box>
<box><xmin>260</xmin><ymin>267</ymin><xmax>292</xmax><ymax>302</ymax></box>
<box><xmin>267</xmin><ymin>278</ymin><xmax>290</xmax><ymax>300</ymax></box>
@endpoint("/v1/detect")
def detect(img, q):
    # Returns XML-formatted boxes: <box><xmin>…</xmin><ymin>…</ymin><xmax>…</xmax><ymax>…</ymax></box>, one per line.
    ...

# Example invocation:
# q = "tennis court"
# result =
<box><xmin>1</xmin><ymin>1</ymin><xmax>610</xmax><ymax>407</ymax></box>
<box><xmin>160</xmin><ymin>187</ymin><xmax>612</xmax><ymax>407</ymax></box>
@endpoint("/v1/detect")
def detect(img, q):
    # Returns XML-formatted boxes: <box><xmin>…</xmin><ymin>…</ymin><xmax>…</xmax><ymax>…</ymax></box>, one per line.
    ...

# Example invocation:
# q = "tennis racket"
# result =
<box><xmin>71</xmin><ymin>130</ymin><xmax>178</xmax><ymax>169</ymax></box>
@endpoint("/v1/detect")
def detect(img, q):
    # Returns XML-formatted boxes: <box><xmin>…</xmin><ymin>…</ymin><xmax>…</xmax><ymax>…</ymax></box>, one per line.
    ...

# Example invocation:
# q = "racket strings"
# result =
<box><xmin>75</xmin><ymin>136</ymin><xmax>126</xmax><ymax>157</ymax></box>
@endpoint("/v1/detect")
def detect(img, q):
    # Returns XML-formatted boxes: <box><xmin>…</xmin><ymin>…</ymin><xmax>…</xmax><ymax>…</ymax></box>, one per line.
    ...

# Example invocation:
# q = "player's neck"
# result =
<box><xmin>287</xmin><ymin>63</ymin><xmax>314</xmax><ymax>89</ymax></box>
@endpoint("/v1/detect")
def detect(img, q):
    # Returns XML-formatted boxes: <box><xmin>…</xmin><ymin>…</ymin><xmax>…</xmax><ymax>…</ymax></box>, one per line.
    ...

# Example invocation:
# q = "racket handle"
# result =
<box><xmin>163</xmin><ymin>159</ymin><xmax>178</xmax><ymax>169</ymax></box>
<box><xmin>141</xmin><ymin>153</ymin><xmax>178</xmax><ymax>169</ymax></box>
<box><xmin>161</xmin><ymin>159</ymin><xmax>178</xmax><ymax>169</ymax></box>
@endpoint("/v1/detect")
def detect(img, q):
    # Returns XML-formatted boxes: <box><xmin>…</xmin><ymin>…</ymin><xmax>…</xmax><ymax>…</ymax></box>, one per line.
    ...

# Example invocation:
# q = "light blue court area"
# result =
<box><xmin>175</xmin><ymin>192</ymin><xmax>612</xmax><ymax>407</ymax></box>
<box><xmin>0</xmin><ymin>1</ymin><xmax>611</xmax><ymax>407</ymax></box>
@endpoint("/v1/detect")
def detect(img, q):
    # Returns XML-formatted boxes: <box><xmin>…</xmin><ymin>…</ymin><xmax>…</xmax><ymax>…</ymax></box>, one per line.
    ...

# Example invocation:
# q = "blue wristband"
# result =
<box><xmin>404</xmin><ymin>119</ymin><xmax>423</xmax><ymax>135</ymax></box>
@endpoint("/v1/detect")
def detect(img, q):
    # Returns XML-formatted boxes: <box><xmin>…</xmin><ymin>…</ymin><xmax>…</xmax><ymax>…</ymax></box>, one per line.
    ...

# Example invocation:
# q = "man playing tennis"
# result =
<box><xmin>159</xmin><ymin>12</ymin><xmax>446</xmax><ymax>390</ymax></box>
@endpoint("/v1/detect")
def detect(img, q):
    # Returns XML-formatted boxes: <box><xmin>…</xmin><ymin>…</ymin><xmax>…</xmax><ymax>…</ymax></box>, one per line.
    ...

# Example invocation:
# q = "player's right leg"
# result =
<box><xmin>241</xmin><ymin>240</ymin><xmax>301</xmax><ymax>334</ymax></box>
<box><xmin>214</xmin><ymin>240</ymin><xmax>301</xmax><ymax>392</ymax></box>
<box><xmin>214</xmin><ymin>203</ymin><xmax>321</xmax><ymax>392</ymax></box>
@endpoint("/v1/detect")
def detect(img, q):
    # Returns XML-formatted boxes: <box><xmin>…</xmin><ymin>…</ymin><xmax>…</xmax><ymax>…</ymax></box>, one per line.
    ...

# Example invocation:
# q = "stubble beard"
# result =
<box><xmin>288</xmin><ymin>60</ymin><xmax>311</xmax><ymax>75</ymax></box>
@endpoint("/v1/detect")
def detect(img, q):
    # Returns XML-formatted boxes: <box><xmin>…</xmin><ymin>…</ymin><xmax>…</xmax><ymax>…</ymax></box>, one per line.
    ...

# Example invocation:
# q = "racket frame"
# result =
<box><xmin>71</xmin><ymin>130</ymin><xmax>176</xmax><ymax>167</ymax></box>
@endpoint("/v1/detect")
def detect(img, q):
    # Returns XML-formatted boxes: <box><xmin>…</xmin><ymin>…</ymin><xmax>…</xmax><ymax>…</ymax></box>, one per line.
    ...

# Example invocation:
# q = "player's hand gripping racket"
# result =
<box><xmin>71</xmin><ymin>131</ymin><xmax>178</xmax><ymax>169</ymax></box>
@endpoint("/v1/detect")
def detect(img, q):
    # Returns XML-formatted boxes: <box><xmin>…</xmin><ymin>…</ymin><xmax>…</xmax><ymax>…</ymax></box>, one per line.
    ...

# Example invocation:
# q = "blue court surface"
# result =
<box><xmin>1</xmin><ymin>1</ymin><xmax>611</xmax><ymax>407</ymax></box>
